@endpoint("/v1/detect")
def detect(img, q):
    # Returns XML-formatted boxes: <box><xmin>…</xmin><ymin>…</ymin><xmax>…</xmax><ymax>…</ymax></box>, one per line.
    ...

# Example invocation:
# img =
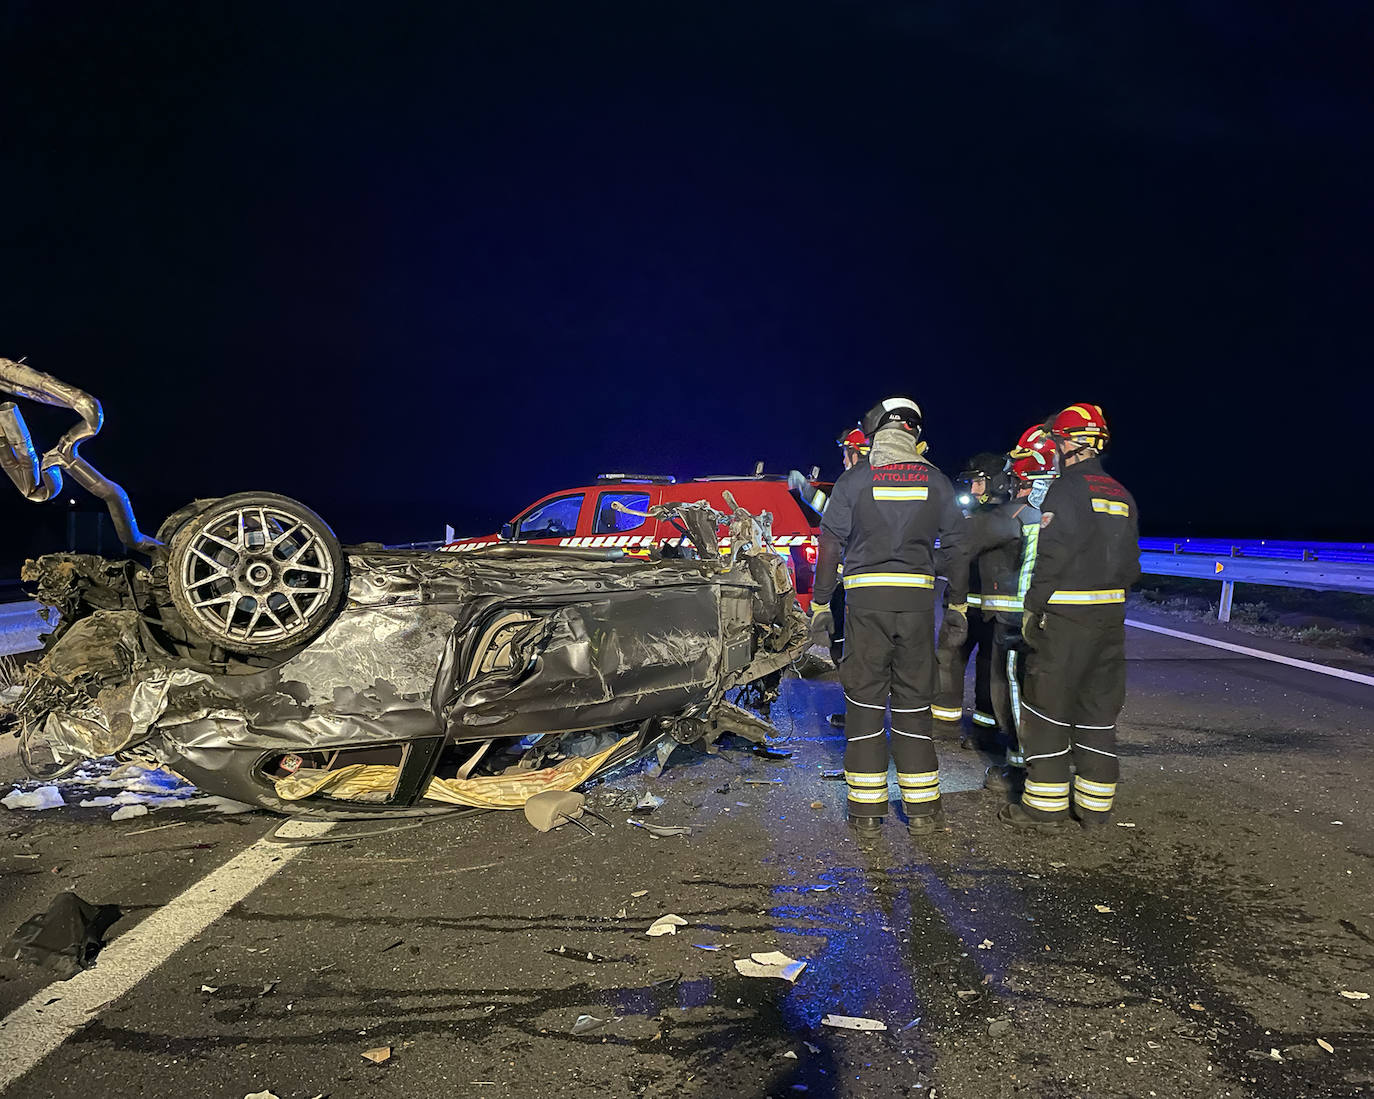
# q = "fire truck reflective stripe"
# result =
<box><xmin>843</xmin><ymin>572</ymin><xmax>935</xmax><ymax>590</ymax></box>
<box><xmin>1046</xmin><ymin>588</ymin><xmax>1126</xmax><ymax>605</ymax></box>
<box><xmin>972</xmin><ymin>711</ymin><xmax>997</xmax><ymax>727</ymax></box>
<box><xmin>845</xmin><ymin>770</ymin><xmax>889</xmax><ymax>787</ymax></box>
<box><xmin>982</xmin><ymin>594</ymin><xmax>1023</xmax><ymax>611</ymax></box>
<box><xmin>1091</xmin><ymin>498</ymin><xmax>1131</xmax><ymax>517</ymax></box>
<box><xmin>872</xmin><ymin>487</ymin><xmax>929</xmax><ymax>501</ymax></box>
<box><xmin>931</xmin><ymin>705</ymin><xmax>963</xmax><ymax>721</ymax></box>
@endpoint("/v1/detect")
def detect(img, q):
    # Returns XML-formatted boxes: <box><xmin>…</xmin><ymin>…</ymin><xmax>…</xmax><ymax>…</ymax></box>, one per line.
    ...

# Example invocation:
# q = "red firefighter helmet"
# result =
<box><xmin>1007</xmin><ymin>425</ymin><xmax>1058</xmax><ymax>482</ymax></box>
<box><xmin>837</xmin><ymin>427</ymin><xmax>869</xmax><ymax>455</ymax></box>
<box><xmin>1049</xmin><ymin>403</ymin><xmax>1109</xmax><ymax>451</ymax></box>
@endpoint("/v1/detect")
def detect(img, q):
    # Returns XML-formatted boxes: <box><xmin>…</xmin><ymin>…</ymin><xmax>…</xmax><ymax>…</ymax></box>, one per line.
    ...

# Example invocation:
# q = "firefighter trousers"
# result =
<box><xmin>839</xmin><ymin>607</ymin><xmax>941</xmax><ymax>818</ymax></box>
<box><xmin>989</xmin><ymin>620</ymin><xmax>1027</xmax><ymax>764</ymax></box>
<box><xmin>933</xmin><ymin>610</ymin><xmax>994</xmax><ymax>728</ymax></box>
<box><xmin>1017</xmin><ymin>610</ymin><xmax>1126</xmax><ymax>821</ymax></box>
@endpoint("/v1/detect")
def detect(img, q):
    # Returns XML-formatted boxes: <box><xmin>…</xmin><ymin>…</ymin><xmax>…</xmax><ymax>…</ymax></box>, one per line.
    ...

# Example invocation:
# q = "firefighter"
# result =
<box><xmin>999</xmin><ymin>404</ymin><xmax>1139</xmax><ymax>831</ymax></box>
<box><xmin>933</xmin><ymin>454</ymin><xmax>1013</xmax><ymax>741</ymax></box>
<box><xmin>979</xmin><ymin>426</ymin><xmax>1059</xmax><ymax>793</ymax></box>
<box><xmin>809</xmin><ymin>397</ymin><xmax>968</xmax><ymax>838</ymax></box>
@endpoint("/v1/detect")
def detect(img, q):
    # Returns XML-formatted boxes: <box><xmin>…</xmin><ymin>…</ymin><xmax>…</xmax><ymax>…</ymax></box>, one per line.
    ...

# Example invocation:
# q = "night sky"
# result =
<box><xmin>3</xmin><ymin>2</ymin><xmax>1372</xmax><ymax>574</ymax></box>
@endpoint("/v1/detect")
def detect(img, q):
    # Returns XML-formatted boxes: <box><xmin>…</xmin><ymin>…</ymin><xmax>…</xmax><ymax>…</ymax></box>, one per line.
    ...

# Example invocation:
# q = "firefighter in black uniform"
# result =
<box><xmin>933</xmin><ymin>454</ymin><xmax>1014</xmax><ymax>742</ymax></box>
<box><xmin>809</xmin><ymin>397</ymin><xmax>968</xmax><ymax>837</ymax></box>
<box><xmin>978</xmin><ymin>426</ymin><xmax>1059</xmax><ymax>792</ymax></box>
<box><xmin>1000</xmin><ymin>404</ymin><xmax>1140</xmax><ymax>830</ymax></box>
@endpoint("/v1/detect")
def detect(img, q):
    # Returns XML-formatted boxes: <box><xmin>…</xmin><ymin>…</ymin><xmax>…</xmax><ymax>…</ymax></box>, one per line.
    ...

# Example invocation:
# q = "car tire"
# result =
<box><xmin>166</xmin><ymin>491</ymin><xmax>347</xmax><ymax>655</ymax></box>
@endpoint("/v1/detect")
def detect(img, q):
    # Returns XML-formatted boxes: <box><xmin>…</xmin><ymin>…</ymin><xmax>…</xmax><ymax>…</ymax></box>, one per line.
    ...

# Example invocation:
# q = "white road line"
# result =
<box><xmin>1126</xmin><ymin>618</ymin><xmax>1374</xmax><ymax>687</ymax></box>
<box><xmin>0</xmin><ymin>818</ymin><xmax>332</xmax><ymax>1091</ymax></box>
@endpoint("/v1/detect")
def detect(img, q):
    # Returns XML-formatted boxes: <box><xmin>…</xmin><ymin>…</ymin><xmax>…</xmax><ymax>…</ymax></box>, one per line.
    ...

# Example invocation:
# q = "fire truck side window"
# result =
<box><xmin>516</xmin><ymin>494</ymin><xmax>584</xmax><ymax>539</ymax></box>
<box><xmin>593</xmin><ymin>492</ymin><xmax>650</xmax><ymax>534</ymax></box>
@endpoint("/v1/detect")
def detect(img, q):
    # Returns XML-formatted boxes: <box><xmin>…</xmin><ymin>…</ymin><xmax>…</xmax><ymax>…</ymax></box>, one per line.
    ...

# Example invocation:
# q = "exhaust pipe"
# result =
<box><xmin>0</xmin><ymin>358</ymin><xmax>161</xmax><ymax>552</ymax></box>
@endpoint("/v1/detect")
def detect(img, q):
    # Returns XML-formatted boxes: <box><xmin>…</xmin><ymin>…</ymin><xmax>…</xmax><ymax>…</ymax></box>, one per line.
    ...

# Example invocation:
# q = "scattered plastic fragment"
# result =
<box><xmin>627</xmin><ymin>819</ymin><xmax>693</xmax><ymax>838</ymax></box>
<box><xmin>782</xmin><ymin>1050</ymin><xmax>797</xmax><ymax>1059</ymax></box>
<box><xmin>900</xmin><ymin>1017</ymin><xmax>921</xmax><ymax>1032</ymax></box>
<box><xmin>955</xmin><ymin>990</ymin><xmax>979</xmax><ymax>1001</ymax></box>
<box><xmin>126</xmin><ymin>821</ymin><xmax>187</xmax><ymax>836</ymax></box>
<box><xmin>1188</xmin><ymin>1002</ymin><xmax>1205</xmax><ymax>1011</ymax></box>
<box><xmin>822</xmin><ymin>1014</ymin><xmax>886</xmax><ymax>1031</ymax></box>
<box><xmin>693</xmin><ymin>944</ymin><xmax>722</xmax><ymax>951</ymax></box>
<box><xmin>1318</xmin><ymin>1038</ymin><xmax>1334</xmax><ymax>1053</ymax></box>
<box><xmin>201</xmin><ymin>985</ymin><xmax>219</xmax><ymax>994</ymax></box>
<box><xmin>631</xmin><ymin>890</ymin><xmax>649</xmax><ymax>898</ymax></box>
<box><xmin>5</xmin><ymin>892</ymin><xmax>122</xmax><ymax>979</ymax></box>
<box><xmin>1269</xmin><ymin>1048</ymin><xmax>1283</xmax><ymax>1061</ymax></box>
<box><xmin>988</xmin><ymin>1019</ymin><xmax>1012</xmax><ymax>1037</ymax></box>
<box><xmin>243</xmin><ymin>1091</ymin><xmax>281</xmax><ymax>1099</ymax></box>
<box><xmin>734</xmin><ymin>951</ymin><xmax>807</xmax><ymax>981</ymax></box>
<box><xmin>810</xmin><ymin>801</ymin><xmax>824</xmax><ymax>810</ymax></box>
<box><xmin>571</xmin><ymin>1014</ymin><xmax>612</xmax><ymax>1035</ymax></box>
<box><xmin>614</xmin><ymin>908</ymin><xmax>627</xmax><ymax>919</ymax></box>
<box><xmin>977</xmin><ymin>939</ymin><xmax>993</xmax><ymax>949</ymax></box>
<box><xmin>1115</xmin><ymin>822</ymin><xmax>1136</xmax><ymax>828</ymax></box>
<box><xmin>635</xmin><ymin>792</ymin><xmax>665</xmax><ymax>812</ymax></box>
<box><xmin>1094</xmin><ymin>905</ymin><xmax>1114</xmax><ymax>914</ymax></box>
<box><xmin>3</xmin><ymin>786</ymin><xmax>65</xmax><ymax>811</ymax></box>
<box><xmin>547</xmin><ymin>945</ymin><xmax>608</xmax><ymax>964</ymax></box>
<box><xmin>1339</xmin><ymin>990</ymin><xmax>1369</xmax><ymax>1000</ymax></box>
<box><xmin>811</xmin><ymin>884</ymin><xmax>834</xmax><ymax>892</ymax></box>
<box><xmin>804</xmin><ymin>1041</ymin><xmax>820</xmax><ymax>1053</ymax></box>
<box><xmin>743</xmin><ymin>778</ymin><xmax>782</xmax><ymax>786</ymax></box>
<box><xmin>361</xmin><ymin>1046</ymin><xmax>391</xmax><ymax>1064</ymax></box>
<box><xmin>111</xmin><ymin>804</ymin><xmax>150</xmax><ymax>822</ymax></box>
<box><xmin>820</xmin><ymin>770</ymin><xmax>845</xmax><ymax>780</ymax></box>
<box><xmin>647</xmin><ymin>914</ymin><xmax>688</xmax><ymax>937</ymax></box>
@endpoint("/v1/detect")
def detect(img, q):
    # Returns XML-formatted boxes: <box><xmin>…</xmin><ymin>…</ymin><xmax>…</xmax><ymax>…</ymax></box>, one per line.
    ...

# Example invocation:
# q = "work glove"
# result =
<box><xmin>938</xmin><ymin>602</ymin><xmax>968</xmax><ymax>651</ymax></box>
<box><xmin>809</xmin><ymin>602</ymin><xmax>835</xmax><ymax>649</ymax></box>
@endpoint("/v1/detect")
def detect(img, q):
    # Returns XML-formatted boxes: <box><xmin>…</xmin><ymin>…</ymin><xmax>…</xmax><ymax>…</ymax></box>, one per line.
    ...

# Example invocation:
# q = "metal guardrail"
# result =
<box><xmin>1139</xmin><ymin>540</ymin><xmax>1374</xmax><ymax>621</ymax></box>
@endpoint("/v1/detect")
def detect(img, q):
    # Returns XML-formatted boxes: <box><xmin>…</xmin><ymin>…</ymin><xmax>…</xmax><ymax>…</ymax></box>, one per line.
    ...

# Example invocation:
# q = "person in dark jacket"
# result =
<box><xmin>810</xmin><ymin>397</ymin><xmax>969</xmax><ymax>838</ymax></box>
<box><xmin>1000</xmin><ymin>404</ymin><xmax>1140</xmax><ymax>831</ymax></box>
<box><xmin>933</xmin><ymin>453</ymin><xmax>1016</xmax><ymax>741</ymax></box>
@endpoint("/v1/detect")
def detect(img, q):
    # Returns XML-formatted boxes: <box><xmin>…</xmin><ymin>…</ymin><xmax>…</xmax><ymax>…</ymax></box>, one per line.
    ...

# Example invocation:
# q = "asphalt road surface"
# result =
<box><xmin>1</xmin><ymin>618</ymin><xmax>1372</xmax><ymax>1099</ymax></box>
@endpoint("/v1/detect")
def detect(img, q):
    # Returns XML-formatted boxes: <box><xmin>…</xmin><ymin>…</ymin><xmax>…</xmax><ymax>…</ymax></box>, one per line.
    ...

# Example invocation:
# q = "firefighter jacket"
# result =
<box><xmin>968</xmin><ymin>498</ymin><xmax>1041</xmax><ymax>624</ymax></box>
<box><xmin>1024</xmin><ymin>456</ymin><xmax>1140</xmax><ymax>618</ymax></box>
<box><xmin>814</xmin><ymin>455</ymin><xmax>969</xmax><ymax>613</ymax></box>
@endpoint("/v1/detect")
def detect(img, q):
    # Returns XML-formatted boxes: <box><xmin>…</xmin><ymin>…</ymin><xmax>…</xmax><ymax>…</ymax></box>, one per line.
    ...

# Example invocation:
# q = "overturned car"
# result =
<box><xmin>0</xmin><ymin>360</ymin><xmax>807</xmax><ymax>817</ymax></box>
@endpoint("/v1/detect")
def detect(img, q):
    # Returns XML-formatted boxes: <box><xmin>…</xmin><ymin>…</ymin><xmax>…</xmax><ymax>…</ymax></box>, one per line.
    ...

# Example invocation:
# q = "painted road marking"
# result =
<box><xmin>1126</xmin><ymin>618</ymin><xmax>1374</xmax><ymax>688</ymax></box>
<box><xmin>0</xmin><ymin>818</ymin><xmax>333</xmax><ymax>1091</ymax></box>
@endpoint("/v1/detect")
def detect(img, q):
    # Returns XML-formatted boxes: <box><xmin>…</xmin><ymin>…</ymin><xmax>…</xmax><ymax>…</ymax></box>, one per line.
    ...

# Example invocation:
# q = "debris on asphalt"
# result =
<box><xmin>1115</xmin><ymin>822</ymin><xmax>1137</xmax><ymax>828</ymax></box>
<box><xmin>125</xmin><ymin>820</ymin><xmax>187</xmax><ymax>836</ymax></box>
<box><xmin>627</xmin><ymin>818</ymin><xmax>693</xmax><ymax>838</ymax></box>
<box><xmin>955</xmin><ymin>990</ymin><xmax>980</xmax><ymax>1001</ymax></box>
<box><xmin>1094</xmin><ymin>905</ymin><xmax>1114</xmax><ymax>913</ymax></box>
<box><xmin>5</xmin><ymin>892</ymin><xmax>123</xmax><ymax>979</ymax></box>
<box><xmin>821</xmin><ymin>1014</ymin><xmax>886</xmax><ymax>1031</ymax></box>
<box><xmin>260</xmin><ymin>980</ymin><xmax>280</xmax><ymax>997</ymax></box>
<box><xmin>782</xmin><ymin>1049</ymin><xmax>797</xmax><ymax>1059</ymax></box>
<box><xmin>111</xmin><ymin>803</ymin><xmax>149</xmax><ymax>821</ymax></box>
<box><xmin>733</xmin><ymin>951</ymin><xmax>807</xmax><ymax>981</ymax></box>
<box><xmin>380</xmin><ymin>939</ymin><xmax>405</xmax><ymax>953</ymax></box>
<box><xmin>810</xmin><ymin>801</ymin><xmax>824</xmax><ymax>810</ymax></box>
<box><xmin>614</xmin><ymin>908</ymin><xmax>628</xmax><ymax>919</ymax></box>
<box><xmin>571</xmin><ymin>1014</ymin><xmax>615</xmax><ymax>1036</ymax></box>
<box><xmin>900</xmin><ymin>1018</ymin><xmax>921</xmax><ymax>1032</ymax></box>
<box><xmin>752</xmin><ymin>745</ymin><xmax>793</xmax><ymax>760</ymax></box>
<box><xmin>1270</xmin><ymin>1048</ymin><xmax>1284</xmax><ymax>1061</ymax></box>
<box><xmin>243</xmin><ymin>1091</ymin><xmax>281</xmax><ymax>1099</ymax></box>
<box><xmin>811</xmin><ymin>884</ymin><xmax>834</xmax><ymax>892</ymax></box>
<box><xmin>742</xmin><ymin>778</ymin><xmax>782</xmax><ymax>786</ymax></box>
<box><xmin>820</xmin><ymin>770</ymin><xmax>845</xmax><ymax>780</ymax></box>
<box><xmin>2</xmin><ymin>786</ymin><xmax>65</xmax><ymax>811</ymax></box>
<box><xmin>1339</xmin><ymin>990</ymin><xmax>1369</xmax><ymax>1000</ymax></box>
<box><xmin>191</xmin><ymin>796</ymin><xmax>256</xmax><ymax>815</ymax></box>
<box><xmin>693</xmin><ymin>944</ymin><xmax>722</xmax><ymax>951</ymax></box>
<box><xmin>547</xmin><ymin>945</ymin><xmax>609</xmax><ymax>964</ymax></box>
<box><xmin>635</xmin><ymin>792</ymin><xmax>665</xmax><ymax>812</ymax></box>
<box><xmin>1188</xmin><ymin>1002</ymin><xmax>1205</xmax><ymax>1011</ymax></box>
<box><xmin>631</xmin><ymin>890</ymin><xmax>649</xmax><ymax>898</ymax></box>
<box><xmin>647</xmin><ymin>914</ymin><xmax>688</xmax><ymax>937</ymax></box>
<box><xmin>201</xmin><ymin>985</ymin><xmax>219</xmax><ymax>993</ymax></box>
<box><xmin>1318</xmin><ymin>1039</ymin><xmax>1335</xmax><ymax>1053</ymax></box>
<box><xmin>524</xmin><ymin>790</ymin><xmax>592</xmax><ymax>833</ymax></box>
<box><xmin>977</xmin><ymin>939</ymin><xmax>994</xmax><ymax>949</ymax></box>
<box><xmin>988</xmin><ymin>1019</ymin><xmax>1012</xmax><ymax>1037</ymax></box>
<box><xmin>361</xmin><ymin>1046</ymin><xmax>392</xmax><ymax>1064</ymax></box>
<box><xmin>804</xmin><ymin>1041</ymin><xmax>820</xmax><ymax>1053</ymax></box>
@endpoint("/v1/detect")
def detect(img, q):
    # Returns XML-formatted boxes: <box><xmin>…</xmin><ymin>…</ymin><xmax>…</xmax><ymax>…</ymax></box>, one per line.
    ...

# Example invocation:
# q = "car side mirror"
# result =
<box><xmin>499</xmin><ymin>523</ymin><xmax>514</xmax><ymax>541</ymax></box>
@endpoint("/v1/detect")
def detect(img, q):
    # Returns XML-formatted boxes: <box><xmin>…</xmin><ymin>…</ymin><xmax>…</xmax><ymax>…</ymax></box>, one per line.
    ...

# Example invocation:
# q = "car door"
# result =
<box><xmin>587</xmin><ymin>487</ymin><xmax>661</xmax><ymax>552</ymax></box>
<box><xmin>510</xmin><ymin>491</ymin><xmax>591</xmax><ymax>547</ymax></box>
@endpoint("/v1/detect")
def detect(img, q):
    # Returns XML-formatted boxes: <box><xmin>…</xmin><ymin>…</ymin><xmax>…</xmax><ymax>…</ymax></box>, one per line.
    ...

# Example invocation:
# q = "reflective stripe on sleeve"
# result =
<box><xmin>981</xmin><ymin>594</ymin><xmax>1023</xmax><ymax>612</ymax></box>
<box><xmin>1091</xmin><ymin>498</ymin><xmax>1131</xmax><ymax>517</ymax></box>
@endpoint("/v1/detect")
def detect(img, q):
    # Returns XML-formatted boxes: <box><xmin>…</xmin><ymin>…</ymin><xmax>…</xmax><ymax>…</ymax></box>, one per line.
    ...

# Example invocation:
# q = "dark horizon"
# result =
<box><xmin>4</xmin><ymin>2</ymin><xmax>1372</xmax><ymax>575</ymax></box>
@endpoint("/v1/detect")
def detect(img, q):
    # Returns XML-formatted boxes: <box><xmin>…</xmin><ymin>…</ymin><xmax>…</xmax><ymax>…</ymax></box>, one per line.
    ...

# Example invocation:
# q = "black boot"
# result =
<box><xmin>997</xmin><ymin>802</ymin><xmax>1065</xmax><ymax>831</ymax></box>
<box><xmin>983</xmin><ymin>765</ymin><xmax>1024</xmax><ymax>795</ymax></box>
<box><xmin>828</xmin><ymin>712</ymin><xmax>846</xmax><ymax>729</ymax></box>
<box><xmin>1072</xmin><ymin>806</ymin><xmax>1114</xmax><ymax>831</ymax></box>
<box><xmin>848</xmin><ymin>814</ymin><xmax>883</xmax><ymax>837</ymax></box>
<box><xmin>907</xmin><ymin>808</ymin><xmax>948</xmax><ymax>837</ymax></box>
